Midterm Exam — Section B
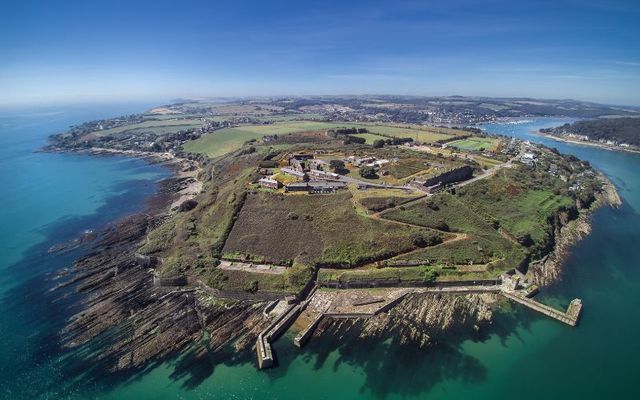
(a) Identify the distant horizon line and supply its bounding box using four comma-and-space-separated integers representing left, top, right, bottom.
1, 93, 639, 109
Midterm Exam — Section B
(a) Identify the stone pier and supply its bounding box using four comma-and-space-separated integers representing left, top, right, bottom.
502, 291, 582, 326
294, 312, 324, 348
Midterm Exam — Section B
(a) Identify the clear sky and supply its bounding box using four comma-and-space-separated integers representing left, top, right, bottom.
1, 0, 639, 105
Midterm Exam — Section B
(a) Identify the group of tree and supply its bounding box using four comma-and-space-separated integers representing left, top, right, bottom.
329, 159, 348, 174
343, 135, 367, 145
327, 127, 368, 138
359, 165, 377, 179
541, 117, 640, 147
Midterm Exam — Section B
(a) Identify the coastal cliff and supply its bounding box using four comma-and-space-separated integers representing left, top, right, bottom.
528, 176, 621, 286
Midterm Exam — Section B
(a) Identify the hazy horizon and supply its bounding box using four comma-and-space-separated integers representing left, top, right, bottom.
2, 0, 639, 106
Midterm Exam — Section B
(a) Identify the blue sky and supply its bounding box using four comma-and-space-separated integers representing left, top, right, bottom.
1, 0, 639, 105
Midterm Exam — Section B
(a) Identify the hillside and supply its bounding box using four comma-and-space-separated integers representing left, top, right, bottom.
541, 117, 640, 147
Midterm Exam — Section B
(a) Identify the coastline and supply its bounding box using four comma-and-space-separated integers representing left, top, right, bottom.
528, 174, 621, 286
43, 146, 204, 211
48, 146, 273, 373
536, 131, 640, 155
46, 134, 623, 375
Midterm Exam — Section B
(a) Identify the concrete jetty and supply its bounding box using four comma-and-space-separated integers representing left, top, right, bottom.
257, 302, 301, 368
257, 292, 319, 368
502, 291, 582, 326
294, 312, 324, 347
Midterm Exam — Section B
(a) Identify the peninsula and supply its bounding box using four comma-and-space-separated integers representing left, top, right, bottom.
46, 96, 623, 371
540, 117, 640, 154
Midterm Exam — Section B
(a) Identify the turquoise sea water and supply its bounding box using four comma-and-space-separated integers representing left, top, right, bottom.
1, 112, 639, 399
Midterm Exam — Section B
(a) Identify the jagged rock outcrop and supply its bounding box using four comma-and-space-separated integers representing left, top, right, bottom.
57, 180, 268, 374
315, 293, 498, 347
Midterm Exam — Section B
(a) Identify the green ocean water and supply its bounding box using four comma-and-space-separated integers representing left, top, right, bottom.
1, 112, 639, 399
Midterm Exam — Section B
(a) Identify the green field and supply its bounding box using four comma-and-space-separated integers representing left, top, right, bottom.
183, 121, 472, 158
183, 127, 273, 158
361, 124, 467, 143
350, 133, 389, 144
93, 119, 204, 137
457, 171, 574, 246
448, 137, 499, 151
183, 121, 365, 158
222, 191, 440, 267
382, 191, 525, 268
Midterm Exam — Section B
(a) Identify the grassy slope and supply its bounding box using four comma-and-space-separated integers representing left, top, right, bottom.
184, 121, 472, 158
223, 191, 438, 267
350, 132, 389, 144
183, 122, 359, 158
456, 168, 574, 245
383, 192, 525, 269
93, 119, 204, 137
448, 137, 499, 151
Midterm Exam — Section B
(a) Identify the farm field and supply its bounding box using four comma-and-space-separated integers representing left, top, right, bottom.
183, 127, 274, 157
351, 187, 422, 212
448, 137, 499, 151
350, 132, 388, 144
92, 119, 204, 137
183, 120, 473, 158
227, 121, 362, 135
382, 191, 526, 268
222, 191, 438, 267
364, 124, 465, 143
183, 121, 364, 157
456, 169, 574, 248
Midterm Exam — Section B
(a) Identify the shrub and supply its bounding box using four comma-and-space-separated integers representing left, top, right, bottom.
206, 269, 228, 289
178, 199, 198, 212
411, 232, 443, 247
284, 263, 314, 289
330, 159, 348, 174
359, 165, 377, 179
434, 219, 450, 232
422, 268, 438, 283
244, 280, 259, 293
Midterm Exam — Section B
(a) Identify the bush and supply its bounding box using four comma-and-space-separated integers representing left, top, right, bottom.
206, 269, 228, 289
411, 232, 443, 247
178, 199, 198, 212
359, 165, 377, 179
329, 159, 348, 174
343, 135, 366, 145
373, 139, 385, 148
422, 268, 438, 283
284, 263, 313, 289
434, 219, 450, 232
517, 233, 534, 247
244, 280, 259, 293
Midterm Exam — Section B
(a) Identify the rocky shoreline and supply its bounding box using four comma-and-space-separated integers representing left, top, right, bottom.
528, 175, 621, 286
49, 144, 622, 374
52, 162, 271, 373
313, 174, 622, 346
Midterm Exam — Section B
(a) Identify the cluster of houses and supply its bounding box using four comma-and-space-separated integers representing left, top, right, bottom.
258, 152, 347, 194
519, 152, 537, 168
561, 132, 631, 149
345, 155, 392, 169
